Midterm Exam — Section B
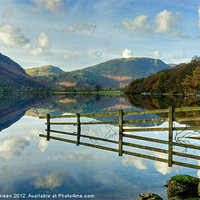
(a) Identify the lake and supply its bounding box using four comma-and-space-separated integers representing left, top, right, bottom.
0, 93, 200, 200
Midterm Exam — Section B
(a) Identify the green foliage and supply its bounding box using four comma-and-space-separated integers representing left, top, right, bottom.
127, 60, 200, 94
25, 65, 64, 77
171, 175, 199, 184
32, 57, 170, 90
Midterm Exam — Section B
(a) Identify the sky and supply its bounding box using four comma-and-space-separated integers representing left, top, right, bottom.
0, 0, 199, 71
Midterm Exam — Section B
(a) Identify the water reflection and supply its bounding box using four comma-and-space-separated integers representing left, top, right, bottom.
40, 123, 200, 170
0, 114, 199, 199
1, 94, 200, 199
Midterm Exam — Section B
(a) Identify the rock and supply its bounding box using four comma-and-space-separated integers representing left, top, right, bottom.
136, 192, 163, 200
166, 175, 200, 198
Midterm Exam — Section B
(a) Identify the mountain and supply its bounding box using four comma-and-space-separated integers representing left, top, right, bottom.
25, 65, 64, 77
43, 70, 120, 89
0, 53, 60, 91
126, 59, 200, 94
0, 94, 64, 132
35, 57, 171, 89
82, 57, 171, 87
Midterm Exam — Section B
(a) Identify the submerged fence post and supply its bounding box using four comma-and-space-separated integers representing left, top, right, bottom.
119, 109, 123, 156
168, 106, 173, 167
47, 113, 50, 141
76, 113, 81, 146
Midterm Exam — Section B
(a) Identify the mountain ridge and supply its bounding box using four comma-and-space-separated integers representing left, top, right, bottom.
25, 65, 64, 77
0, 53, 61, 91
28, 57, 171, 89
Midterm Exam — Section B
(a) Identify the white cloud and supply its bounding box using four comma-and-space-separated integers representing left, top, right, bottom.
153, 50, 160, 59
121, 156, 148, 170
2, 6, 14, 18
154, 10, 182, 33
174, 49, 186, 59
66, 152, 94, 162
154, 152, 180, 175
63, 49, 101, 60
198, 6, 200, 18
39, 32, 50, 48
38, 138, 49, 152
63, 54, 73, 60
0, 137, 30, 160
197, 158, 200, 178
29, 7, 40, 14
87, 49, 101, 59
170, 31, 189, 39
0, 24, 30, 48
198, 6, 200, 28
61, 23, 96, 32
1, 166, 13, 177
122, 48, 132, 58
32, 0, 67, 14
122, 15, 150, 32
29, 47, 48, 56
32, 170, 66, 190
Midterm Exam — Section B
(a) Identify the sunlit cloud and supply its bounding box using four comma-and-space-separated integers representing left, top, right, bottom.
154, 10, 182, 34
29, 47, 49, 56
152, 50, 161, 59
198, 6, 200, 28
66, 152, 94, 162
1, 6, 14, 18
122, 48, 132, 58
0, 137, 30, 160
87, 49, 101, 59
122, 15, 150, 33
28, 7, 40, 14
32, 0, 67, 14
0, 24, 30, 48
173, 49, 186, 60
197, 156, 200, 178
32, 170, 66, 190
63, 49, 101, 60
122, 10, 184, 38
38, 138, 49, 152
121, 155, 148, 170
154, 152, 180, 175
39, 32, 50, 48
1, 166, 13, 177
60, 23, 96, 33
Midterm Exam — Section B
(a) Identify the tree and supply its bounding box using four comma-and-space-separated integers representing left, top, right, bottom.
95, 85, 101, 92
191, 55, 200, 62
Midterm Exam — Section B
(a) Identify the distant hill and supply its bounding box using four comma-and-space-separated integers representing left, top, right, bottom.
43, 70, 119, 89
126, 59, 200, 94
25, 65, 64, 77
82, 57, 171, 87
0, 53, 60, 91
38, 57, 171, 89
167, 63, 177, 67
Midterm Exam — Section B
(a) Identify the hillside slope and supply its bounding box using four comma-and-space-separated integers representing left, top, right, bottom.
83, 57, 171, 87
36, 57, 171, 89
44, 70, 120, 89
0, 53, 60, 91
127, 59, 200, 94
25, 65, 64, 77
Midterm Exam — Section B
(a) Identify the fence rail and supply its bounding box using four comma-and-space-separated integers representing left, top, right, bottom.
39, 106, 200, 169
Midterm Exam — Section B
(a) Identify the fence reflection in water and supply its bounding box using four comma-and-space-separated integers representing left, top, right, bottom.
39, 106, 200, 170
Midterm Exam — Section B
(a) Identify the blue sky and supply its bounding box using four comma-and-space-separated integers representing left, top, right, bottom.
0, 0, 199, 71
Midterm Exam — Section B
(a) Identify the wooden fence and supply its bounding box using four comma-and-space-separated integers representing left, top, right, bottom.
39, 106, 200, 169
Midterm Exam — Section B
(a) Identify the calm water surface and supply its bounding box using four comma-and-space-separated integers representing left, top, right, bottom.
0, 94, 200, 200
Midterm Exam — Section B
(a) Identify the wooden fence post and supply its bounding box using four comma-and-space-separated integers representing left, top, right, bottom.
47, 113, 50, 141
168, 106, 173, 167
119, 109, 123, 156
76, 113, 81, 146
